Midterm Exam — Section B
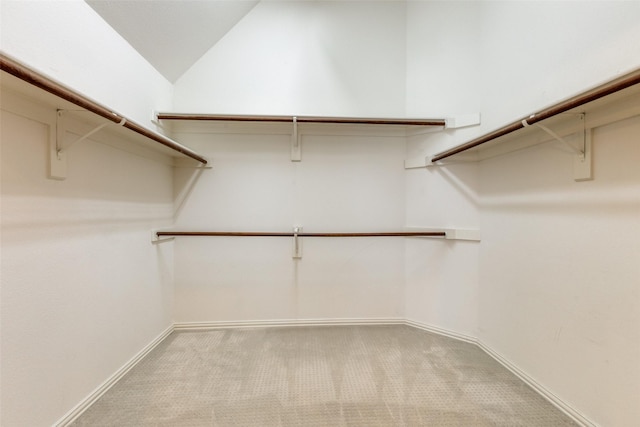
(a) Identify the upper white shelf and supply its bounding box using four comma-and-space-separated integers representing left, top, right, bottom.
157, 112, 480, 162
0, 52, 208, 165
427, 69, 640, 164
156, 112, 447, 127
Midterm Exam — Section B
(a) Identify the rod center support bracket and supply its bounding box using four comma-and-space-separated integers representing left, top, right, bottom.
292, 226, 303, 259
291, 116, 301, 162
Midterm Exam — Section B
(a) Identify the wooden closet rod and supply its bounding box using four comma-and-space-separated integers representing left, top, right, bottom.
431, 68, 640, 162
156, 231, 447, 238
0, 53, 208, 165
157, 113, 446, 127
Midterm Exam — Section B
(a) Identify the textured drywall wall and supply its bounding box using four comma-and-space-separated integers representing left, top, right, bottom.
478, 115, 640, 427
0, 100, 174, 426
404, 162, 480, 338
171, 125, 406, 323
1, 2, 177, 424
405, 0, 640, 156
405, 1, 482, 119
173, 0, 406, 117
0, 0, 172, 129
1, 2, 637, 426
477, 1, 640, 133
403, 0, 481, 339
403, 3, 640, 425
473, 3, 640, 425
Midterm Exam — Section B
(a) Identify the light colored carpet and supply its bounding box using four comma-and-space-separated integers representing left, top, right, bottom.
71, 325, 578, 426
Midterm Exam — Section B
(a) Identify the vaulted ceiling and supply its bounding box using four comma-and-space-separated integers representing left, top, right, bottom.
85, 0, 259, 83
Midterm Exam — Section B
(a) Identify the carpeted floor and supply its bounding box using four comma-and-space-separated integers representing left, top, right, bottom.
71, 325, 579, 426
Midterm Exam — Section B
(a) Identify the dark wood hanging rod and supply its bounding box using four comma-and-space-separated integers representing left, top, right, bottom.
431, 68, 640, 162
0, 53, 208, 165
156, 231, 447, 238
156, 113, 446, 127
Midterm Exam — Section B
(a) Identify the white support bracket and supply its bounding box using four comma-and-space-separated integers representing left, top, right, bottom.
52, 110, 126, 180
524, 113, 591, 181
404, 113, 481, 168
531, 122, 583, 157
291, 116, 301, 162
405, 227, 481, 241
151, 229, 175, 245
173, 157, 214, 170
444, 113, 481, 129
404, 151, 478, 169
292, 226, 303, 259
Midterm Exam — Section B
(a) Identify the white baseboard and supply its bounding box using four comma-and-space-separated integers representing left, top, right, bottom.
404, 319, 478, 344
174, 317, 404, 331
476, 341, 597, 427
403, 319, 594, 426
54, 319, 595, 427
53, 325, 174, 427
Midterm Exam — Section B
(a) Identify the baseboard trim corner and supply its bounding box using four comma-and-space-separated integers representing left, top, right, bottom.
53, 325, 174, 427
404, 319, 478, 344
476, 341, 597, 427
404, 319, 594, 427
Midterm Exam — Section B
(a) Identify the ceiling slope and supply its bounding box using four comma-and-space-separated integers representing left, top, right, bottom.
86, 0, 259, 83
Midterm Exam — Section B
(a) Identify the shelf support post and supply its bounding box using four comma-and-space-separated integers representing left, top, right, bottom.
574, 115, 592, 181
291, 116, 301, 161
293, 226, 303, 259
51, 110, 68, 179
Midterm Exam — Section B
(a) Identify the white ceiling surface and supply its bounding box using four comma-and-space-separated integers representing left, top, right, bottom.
85, 0, 259, 83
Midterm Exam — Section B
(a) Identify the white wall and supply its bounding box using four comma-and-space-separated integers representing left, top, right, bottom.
405, 1, 482, 119
479, 115, 640, 427
0, 0, 173, 129
478, 1, 640, 132
403, 1, 482, 336
406, 0, 640, 157
171, 124, 407, 323
472, 3, 640, 426
173, 1, 406, 117
404, 162, 479, 337
0, 101, 175, 426
2, 1, 638, 426
1, 1, 177, 425
403, 2, 640, 425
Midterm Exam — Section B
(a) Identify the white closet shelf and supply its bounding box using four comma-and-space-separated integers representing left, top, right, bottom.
426, 68, 640, 165
157, 112, 480, 162
0, 52, 208, 166
152, 229, 450, 258
156, 112, 447, 127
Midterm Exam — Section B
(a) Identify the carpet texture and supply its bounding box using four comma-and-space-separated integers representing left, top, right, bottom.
70, 325, 578, 426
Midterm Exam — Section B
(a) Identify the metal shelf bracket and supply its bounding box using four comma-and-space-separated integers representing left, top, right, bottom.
52, 110, 126, 179
524, 113, 591, 181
